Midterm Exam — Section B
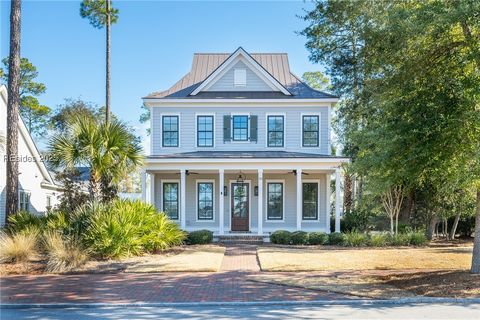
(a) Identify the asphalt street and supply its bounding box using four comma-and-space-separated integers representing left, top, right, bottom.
1, 302, 480, 320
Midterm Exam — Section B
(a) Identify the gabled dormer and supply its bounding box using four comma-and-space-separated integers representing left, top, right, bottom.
190, 47, 291, 95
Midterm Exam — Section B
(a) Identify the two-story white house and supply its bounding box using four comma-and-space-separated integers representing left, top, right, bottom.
142, 47, 347, 239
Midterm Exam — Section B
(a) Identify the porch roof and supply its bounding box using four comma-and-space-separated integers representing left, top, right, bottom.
147, 151, 347, 159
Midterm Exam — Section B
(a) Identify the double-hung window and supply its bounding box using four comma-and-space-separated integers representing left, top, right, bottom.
197, 182, 214, 220
162, 115, 179, 147
302, 182, 318, 220
232, 115, 249, 141
163, 182, 179, 220
197, 115, 214, 147
267, 115, 284, 147
302, 115, 319, 147
19, 191, 30, 212
267, 182, 283, 220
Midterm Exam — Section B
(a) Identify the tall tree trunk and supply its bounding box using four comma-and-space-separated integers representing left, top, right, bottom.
427, 214, 437, 240
5, 0, 22, 224
105, 0, 111, 124
449, 212, 461, 240
471, 189, 480, 274
343, 174, 353, 213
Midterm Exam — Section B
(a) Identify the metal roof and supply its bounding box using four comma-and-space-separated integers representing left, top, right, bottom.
147, 151, 344, 159
144, 48, 337, 100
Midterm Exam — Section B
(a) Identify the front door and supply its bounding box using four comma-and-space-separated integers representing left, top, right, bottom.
231, 183, 249, 231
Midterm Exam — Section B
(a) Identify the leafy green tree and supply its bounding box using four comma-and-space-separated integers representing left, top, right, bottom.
139, 103, 150, 135
302, 0, 480, 271
80, 0, 119, 124
301, 71, 330, 91
48, 113, 143, 201
50, 98, 99, 134
1, 57, 51, 137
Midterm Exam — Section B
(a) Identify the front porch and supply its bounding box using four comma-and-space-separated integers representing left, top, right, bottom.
142, 156, 347, 236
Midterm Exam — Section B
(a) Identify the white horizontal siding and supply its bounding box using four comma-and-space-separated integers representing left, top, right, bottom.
151, 106, 330, 155
152, 172, 329, 232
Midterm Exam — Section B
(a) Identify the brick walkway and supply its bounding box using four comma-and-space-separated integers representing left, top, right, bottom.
0, 272, 354, 304
0, 245, 358, 304
220, 244, 260, 272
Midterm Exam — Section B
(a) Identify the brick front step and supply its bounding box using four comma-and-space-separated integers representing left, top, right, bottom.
216, 235, 265, 244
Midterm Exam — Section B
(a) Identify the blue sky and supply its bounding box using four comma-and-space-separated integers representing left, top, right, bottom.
1, 0, 323, 149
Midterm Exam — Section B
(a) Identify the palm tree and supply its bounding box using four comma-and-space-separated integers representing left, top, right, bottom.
5, 0, 22, 223
80, 0, 118, 124
49, 114, 143, 201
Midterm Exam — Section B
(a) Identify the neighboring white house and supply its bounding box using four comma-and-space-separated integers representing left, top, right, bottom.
0, 85, 62, 225
142, 47, 347, 238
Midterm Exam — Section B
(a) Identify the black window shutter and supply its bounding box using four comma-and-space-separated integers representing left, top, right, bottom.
223, 115, 231, 142
250, 115, 258, 142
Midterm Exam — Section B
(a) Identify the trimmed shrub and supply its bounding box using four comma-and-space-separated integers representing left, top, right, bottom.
328, 232, 345, 245
291, 231, 308, 245
390, 233, 410, 246
43, 231, 89, 273
369, 233, 390, 247
187, 230, 213, 245
343, 231, 368, 247
408, 231, 428, 246
270, 230, 292, 245
308, 232, 328, 245
0, 230, 39, 263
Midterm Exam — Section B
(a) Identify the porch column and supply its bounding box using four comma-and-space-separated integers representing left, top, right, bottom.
218, 169, 225, 235
149, 173, 155, 206
335, 168, 342, 232
296, 168, 302, 230
326, 173, 332, 233
141, 170, 147, 202
180, 169, 186, 230
257, 169, 263, 235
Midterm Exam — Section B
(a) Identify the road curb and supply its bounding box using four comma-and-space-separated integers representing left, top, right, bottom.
2, 298, 480, 309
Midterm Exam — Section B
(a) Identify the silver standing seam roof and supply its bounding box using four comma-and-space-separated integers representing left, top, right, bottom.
144, 48, 338, 100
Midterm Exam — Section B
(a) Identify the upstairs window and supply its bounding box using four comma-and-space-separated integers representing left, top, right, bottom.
302, 115, 319, 147
162, 115, 179, 147
267, 115, 284, 147
197, 115, 214, 147
232, 115, 249, 141
234, 68, 247, 87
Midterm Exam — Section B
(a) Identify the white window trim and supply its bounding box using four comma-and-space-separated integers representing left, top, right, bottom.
18, 190, 31, 212
264, 179, 285, 222
195, 113, 216, 148
195, 179, 216, 222
228, 179, 252, 232
230, 113, 251, 143
300, 113, 321, 148
160, 179, 181, 220
265, 113, 286, 148
161, 113, 181, 148
301, 179, 321, 222
234, 68, 247, 87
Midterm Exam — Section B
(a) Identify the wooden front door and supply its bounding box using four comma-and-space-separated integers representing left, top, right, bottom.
231, 183, 249, 231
